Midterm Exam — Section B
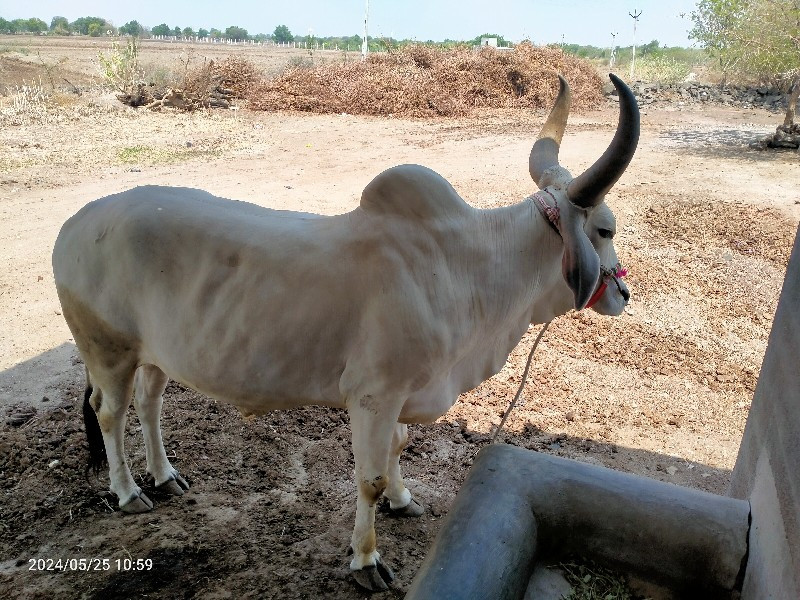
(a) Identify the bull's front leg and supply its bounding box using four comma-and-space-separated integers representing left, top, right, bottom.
346, 396, 403, 591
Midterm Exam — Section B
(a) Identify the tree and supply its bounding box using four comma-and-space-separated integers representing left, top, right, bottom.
88, 23, 103, 37
0, 18, 9, 34
50, 16, 69, 32
273, 24, 293, 43
71, 16, 108, 35
119, 20, 143, 37
26, 18, 48, 33
198, 28, 209, 38
172, 26, 181, 37
151, 23, 171, 36
641, 39, 661, 55
183, 27, 195, 37
210, 28, 222, 39
691, 0, 800, 132
225, 25, 248, 40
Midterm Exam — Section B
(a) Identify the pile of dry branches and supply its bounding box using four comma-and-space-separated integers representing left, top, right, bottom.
118, 56, 260, 111
246, 43, 604, 117
116, 44, 604, 117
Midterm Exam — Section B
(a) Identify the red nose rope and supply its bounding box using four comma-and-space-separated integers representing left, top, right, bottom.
585, 263, 629, 309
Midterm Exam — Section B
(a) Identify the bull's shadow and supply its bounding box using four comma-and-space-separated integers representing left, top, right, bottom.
0, 341, 83, 411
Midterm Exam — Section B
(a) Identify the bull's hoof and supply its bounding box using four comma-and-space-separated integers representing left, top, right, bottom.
156, 473, 189, 496
389, 497, 424, 518
120, 490, 153, 514
351, 559, 395, 592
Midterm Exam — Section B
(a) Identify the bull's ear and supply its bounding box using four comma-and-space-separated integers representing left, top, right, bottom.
560, 215, 600, 310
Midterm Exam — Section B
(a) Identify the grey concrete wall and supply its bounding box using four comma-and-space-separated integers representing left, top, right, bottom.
729, 223, 800, 599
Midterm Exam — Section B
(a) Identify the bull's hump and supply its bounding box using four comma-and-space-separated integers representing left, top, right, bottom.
360, 164, 472, 220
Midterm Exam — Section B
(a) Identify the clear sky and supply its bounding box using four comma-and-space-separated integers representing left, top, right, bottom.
1, 1, 701, 48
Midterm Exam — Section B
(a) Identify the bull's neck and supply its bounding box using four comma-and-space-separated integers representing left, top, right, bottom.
474, 198, 568, 324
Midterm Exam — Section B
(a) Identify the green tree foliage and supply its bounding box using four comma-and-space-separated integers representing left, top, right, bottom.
273, 24, 293, 43
50, 16, 70, 34
210, 28, 222, 39
198, 28, 209, 38
172, 26, 181, 37
119, 20, 143, 37
183, 27, 195, 37
225, 25, 248, 40
50, 16, 68, 30
562, 43, 607, 58
151, 23, 171, 36
0, 17, 49, 33
98, 39, 142, 94
691, 0, 800, 125
27, 18, 48, 33
0, 17, 38, 33
71, 16, 108, 35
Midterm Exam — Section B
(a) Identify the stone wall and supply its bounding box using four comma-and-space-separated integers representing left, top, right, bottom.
607, 81, 788, 112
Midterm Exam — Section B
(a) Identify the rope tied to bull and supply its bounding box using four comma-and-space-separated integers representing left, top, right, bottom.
491, 319, 552, 443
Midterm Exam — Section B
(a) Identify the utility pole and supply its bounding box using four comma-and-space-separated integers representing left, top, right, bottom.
629, 9, 642, 79
361, 0, 370, 60
610, 31, 618, 69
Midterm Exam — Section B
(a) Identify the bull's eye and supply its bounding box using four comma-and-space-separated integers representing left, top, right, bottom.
598, 228, 614, 239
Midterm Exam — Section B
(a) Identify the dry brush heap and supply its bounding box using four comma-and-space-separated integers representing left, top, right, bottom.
119, 56, 261, 110
122, 43, 604, 117
247, 43, 604, 116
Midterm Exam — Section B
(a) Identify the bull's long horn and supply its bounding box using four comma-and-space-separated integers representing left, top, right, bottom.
566, 73, 640, 208
529, 74, 571, 188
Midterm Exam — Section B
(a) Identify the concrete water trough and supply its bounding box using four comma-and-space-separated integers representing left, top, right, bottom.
407, 223, 800, 600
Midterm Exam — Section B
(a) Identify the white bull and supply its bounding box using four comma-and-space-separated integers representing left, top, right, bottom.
52, 74, 639, 591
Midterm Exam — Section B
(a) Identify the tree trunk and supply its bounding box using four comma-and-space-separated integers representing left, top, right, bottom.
783, 77, 800, 128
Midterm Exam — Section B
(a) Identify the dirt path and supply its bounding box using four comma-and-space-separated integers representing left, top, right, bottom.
1, 83, 799, 598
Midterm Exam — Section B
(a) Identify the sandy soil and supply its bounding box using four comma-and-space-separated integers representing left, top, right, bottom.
1, 37, 799, 599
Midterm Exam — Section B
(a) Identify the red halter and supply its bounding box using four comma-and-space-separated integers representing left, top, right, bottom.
531, 192, 628, 310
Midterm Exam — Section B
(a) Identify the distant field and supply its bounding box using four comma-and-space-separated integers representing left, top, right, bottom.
0, 34, 361, 91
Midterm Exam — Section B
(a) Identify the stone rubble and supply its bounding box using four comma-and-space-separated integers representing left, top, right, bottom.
606, 80, 788, 113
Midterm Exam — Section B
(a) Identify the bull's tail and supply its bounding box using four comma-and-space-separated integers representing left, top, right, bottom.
82, 366, 107, 474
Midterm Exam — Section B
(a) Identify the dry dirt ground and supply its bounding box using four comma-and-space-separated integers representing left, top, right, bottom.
1, 37, 799, 599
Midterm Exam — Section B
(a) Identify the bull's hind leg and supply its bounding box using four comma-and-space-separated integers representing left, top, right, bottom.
86, 364, 153, 513
133, 365, 188, 495
384, 423, 424, 517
